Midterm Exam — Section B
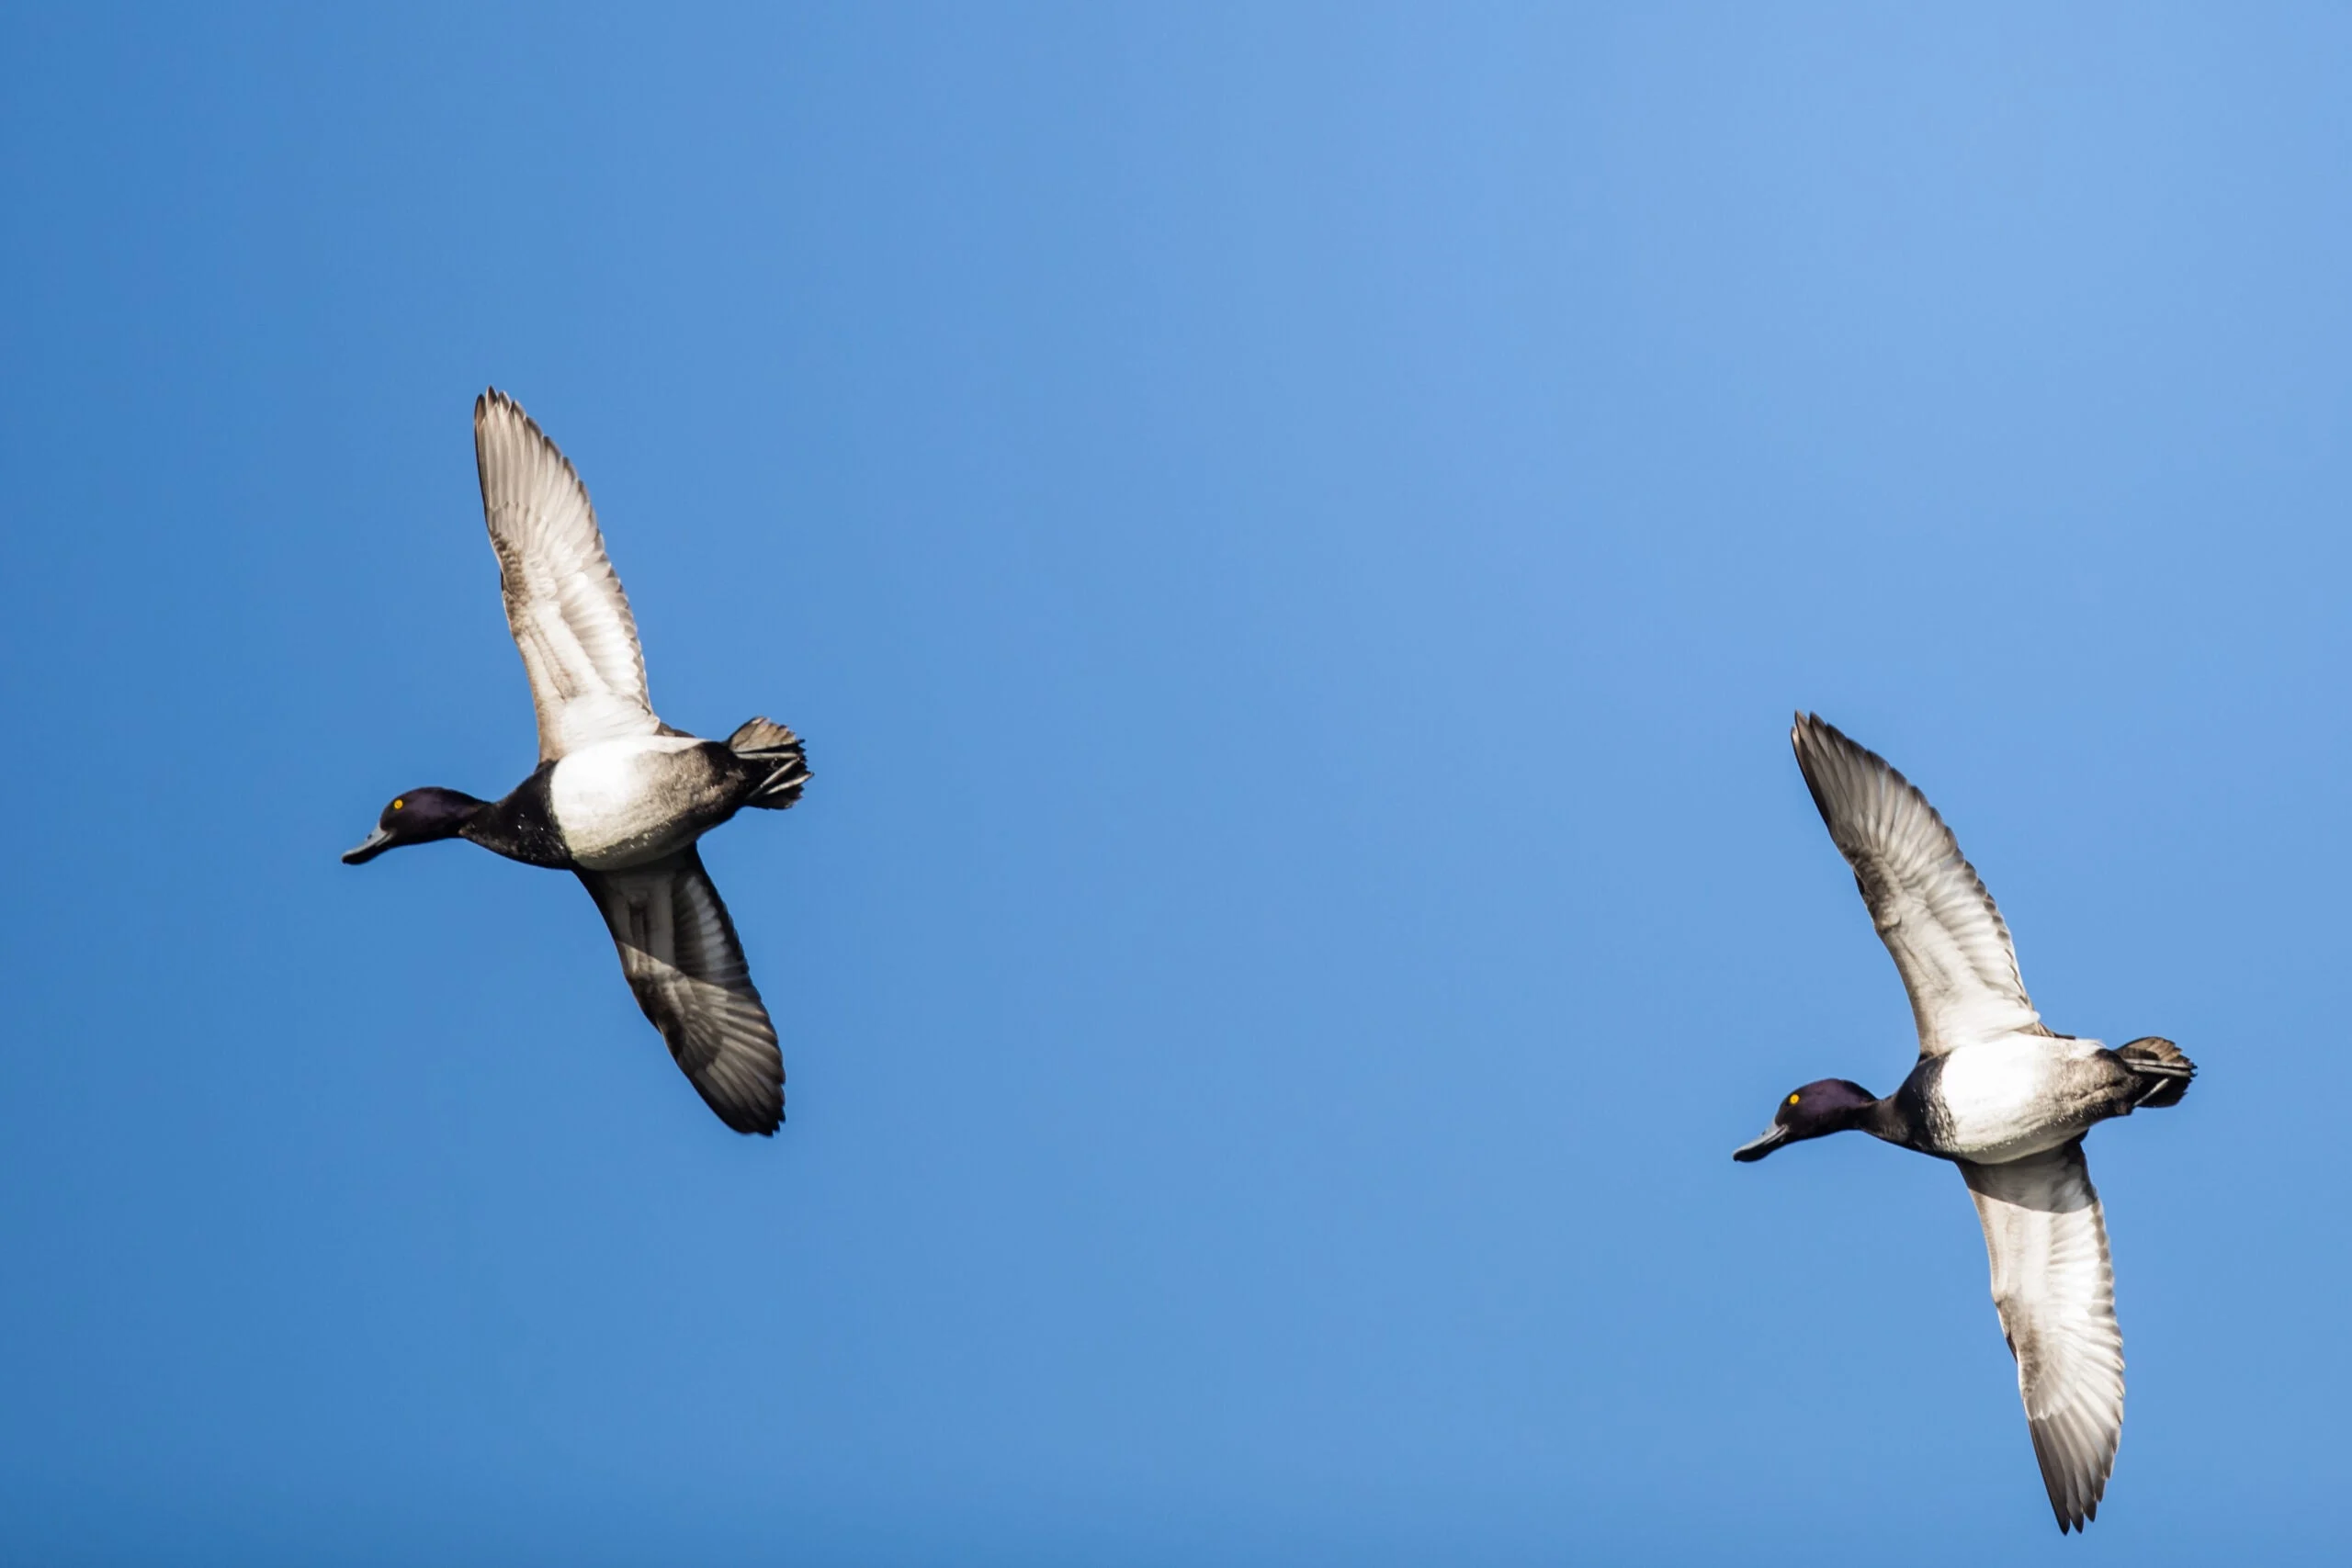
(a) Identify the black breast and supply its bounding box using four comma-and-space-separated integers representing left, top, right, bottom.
461, 763, 573, 868
1885, 1056, 1955, 1156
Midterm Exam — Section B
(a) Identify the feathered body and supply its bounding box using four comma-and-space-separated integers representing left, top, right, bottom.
1735, 714, 2193, 1533
345, 390, 810, 1135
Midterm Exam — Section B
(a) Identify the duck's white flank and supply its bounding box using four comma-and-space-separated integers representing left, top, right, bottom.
551, 734, 723, 869
1934, 1032, 2112, 1164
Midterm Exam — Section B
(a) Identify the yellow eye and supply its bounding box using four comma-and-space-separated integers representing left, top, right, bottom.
1787, 1092, 1801, 1105
392, 798, 405, 811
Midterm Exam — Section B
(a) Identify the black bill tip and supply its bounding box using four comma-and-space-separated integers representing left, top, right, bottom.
1733, 1123, 1791, 1163
342, 827, 393, 865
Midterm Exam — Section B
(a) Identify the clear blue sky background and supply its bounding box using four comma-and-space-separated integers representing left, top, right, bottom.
2, 5, 2346, 1562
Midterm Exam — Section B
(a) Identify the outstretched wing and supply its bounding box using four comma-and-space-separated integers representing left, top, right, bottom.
578, 849, 784, 1134
1960, 1142, 2124, 1534
1792, 713, 2040, 1057
475, 389, 662, 761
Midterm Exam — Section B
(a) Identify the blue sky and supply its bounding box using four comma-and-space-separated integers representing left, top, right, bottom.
3, 5, 2347, 1562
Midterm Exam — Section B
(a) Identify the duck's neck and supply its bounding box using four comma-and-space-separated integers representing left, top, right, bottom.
1859, 1095, 1908, 1142
1856, 1089, 1939, 1152
458, 767, 571, 868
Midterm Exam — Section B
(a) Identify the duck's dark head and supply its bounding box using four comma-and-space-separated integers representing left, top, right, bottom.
342, 788, 484, 864
1733, 1078, 1878, 1162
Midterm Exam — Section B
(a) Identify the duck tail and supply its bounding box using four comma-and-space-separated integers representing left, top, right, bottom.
2119, 1036, 2195, 1109
728, 716, 810, 810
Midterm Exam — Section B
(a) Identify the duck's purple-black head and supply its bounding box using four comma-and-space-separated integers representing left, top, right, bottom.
342, 787, 484, 864
1733, 1077, 1879, 1162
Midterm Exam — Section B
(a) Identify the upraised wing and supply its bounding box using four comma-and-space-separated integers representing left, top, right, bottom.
1960, 1143, 2124, 1534
1792, 713, 2040, 1056
578, 849, 784, 1135
475, 389, 662, 761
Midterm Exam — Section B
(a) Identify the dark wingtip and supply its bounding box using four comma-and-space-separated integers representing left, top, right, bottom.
475, 386, 527, 431
1790, 710, 1839, 763
724, 1100, 785, 1137
1792, 710, 1846, 749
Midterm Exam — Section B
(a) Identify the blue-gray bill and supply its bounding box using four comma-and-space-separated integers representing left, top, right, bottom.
343, 826, 395, 864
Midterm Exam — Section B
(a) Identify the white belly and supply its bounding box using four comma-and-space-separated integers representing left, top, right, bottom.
1935, 1032, 2109, 1162
550, 736, 718, 869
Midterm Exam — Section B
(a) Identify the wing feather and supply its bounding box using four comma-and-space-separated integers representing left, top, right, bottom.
475, 389, 662, 761
579, 849, 784, 1135
1792, 713, 2040, 1056
1960, 1142, 2124, 1533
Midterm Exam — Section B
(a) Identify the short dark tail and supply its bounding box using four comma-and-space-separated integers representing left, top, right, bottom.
729, 716, 810, 809
2119, 1036, 2195, 1109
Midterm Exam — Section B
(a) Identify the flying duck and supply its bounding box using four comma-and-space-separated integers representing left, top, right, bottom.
1736, 714, 2192, 1532
345, 389, 810, 1135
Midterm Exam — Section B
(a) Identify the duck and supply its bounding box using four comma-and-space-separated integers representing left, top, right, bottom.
344, 389, 811, 1135
1735, 713, 2193, 1533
